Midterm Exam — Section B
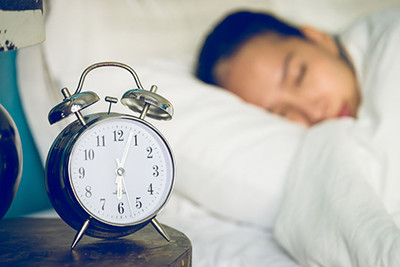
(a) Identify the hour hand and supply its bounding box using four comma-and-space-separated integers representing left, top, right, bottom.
115, 159, 134, 215
115, 176, 123, 200
115, 159, 124, 200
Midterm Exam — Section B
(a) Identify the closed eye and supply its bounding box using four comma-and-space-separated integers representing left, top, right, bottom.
281, 52, 294, 85
296, 64, 307, 86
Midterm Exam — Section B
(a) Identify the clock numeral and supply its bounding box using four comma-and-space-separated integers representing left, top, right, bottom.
134, 134, 138, 146
84, 149, 95, 160
78, 167, 85, 179
118, 202, 125, 214
113, 130, 124, 142
96, 135, 106, 147
147, 147, 153, 158
148, 183, 154, 195
153, 165, 159, 177
100, 198, 106, 210
136, 197, 142, 209
85, 186, 92, 198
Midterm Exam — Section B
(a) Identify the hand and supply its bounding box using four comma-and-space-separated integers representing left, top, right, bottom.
115, 170, 123, 200
116, 158, 134, 216
114, 131, 134, 200
114, 131, 135, 215
120, 131, 134, 168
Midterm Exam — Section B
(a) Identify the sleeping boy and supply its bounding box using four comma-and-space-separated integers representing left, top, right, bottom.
195, 10, 362, 127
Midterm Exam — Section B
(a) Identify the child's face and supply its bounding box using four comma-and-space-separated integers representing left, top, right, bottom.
214, 29, 360, 127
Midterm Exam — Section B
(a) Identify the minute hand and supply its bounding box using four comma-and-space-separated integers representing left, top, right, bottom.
120, 131, 134, 168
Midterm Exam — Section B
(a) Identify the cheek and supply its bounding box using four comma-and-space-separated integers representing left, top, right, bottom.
227, 70, 276, 109
235, 84, 268, 108
308, 59, 348, 98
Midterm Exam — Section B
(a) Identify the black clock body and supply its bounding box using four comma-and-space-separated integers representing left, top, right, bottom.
45, 112, 155, 238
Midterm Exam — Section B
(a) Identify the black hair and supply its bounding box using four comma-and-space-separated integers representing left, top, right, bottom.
196, 11, 305, 85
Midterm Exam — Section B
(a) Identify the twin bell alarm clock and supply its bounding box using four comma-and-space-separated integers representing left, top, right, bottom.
45, 62, 175, 249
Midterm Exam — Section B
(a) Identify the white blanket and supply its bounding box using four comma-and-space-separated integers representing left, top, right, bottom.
274, 9, 400, 266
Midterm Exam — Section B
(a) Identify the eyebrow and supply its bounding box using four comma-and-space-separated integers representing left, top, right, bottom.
281, 52, 294, 85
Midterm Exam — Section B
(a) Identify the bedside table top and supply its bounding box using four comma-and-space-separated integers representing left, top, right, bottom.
0, 218, 192, 266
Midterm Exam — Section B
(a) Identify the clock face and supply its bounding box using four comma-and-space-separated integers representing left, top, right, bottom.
68, 117, 174, 226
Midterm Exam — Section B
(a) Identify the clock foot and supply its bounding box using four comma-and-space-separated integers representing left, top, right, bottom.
151, 218, 170, 242
71, 219, 90, 249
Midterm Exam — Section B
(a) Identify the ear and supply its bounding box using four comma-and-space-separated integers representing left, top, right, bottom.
300, 25, 339, 56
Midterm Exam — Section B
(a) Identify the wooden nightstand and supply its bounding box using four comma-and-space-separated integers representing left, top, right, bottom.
0, 218, 192, 266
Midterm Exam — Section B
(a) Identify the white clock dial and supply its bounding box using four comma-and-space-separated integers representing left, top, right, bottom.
69, 117, 174, 226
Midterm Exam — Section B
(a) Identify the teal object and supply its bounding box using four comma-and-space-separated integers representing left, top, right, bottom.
0, 103, 22, 219
0, 51, 52, 217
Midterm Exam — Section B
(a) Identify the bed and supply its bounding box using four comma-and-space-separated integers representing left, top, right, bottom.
16, 0, 400, 266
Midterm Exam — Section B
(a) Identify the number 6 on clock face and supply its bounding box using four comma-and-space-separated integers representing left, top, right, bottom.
69, 117, 174, 226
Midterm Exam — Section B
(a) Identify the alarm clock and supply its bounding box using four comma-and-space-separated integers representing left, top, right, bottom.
45, 62, 175, 249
